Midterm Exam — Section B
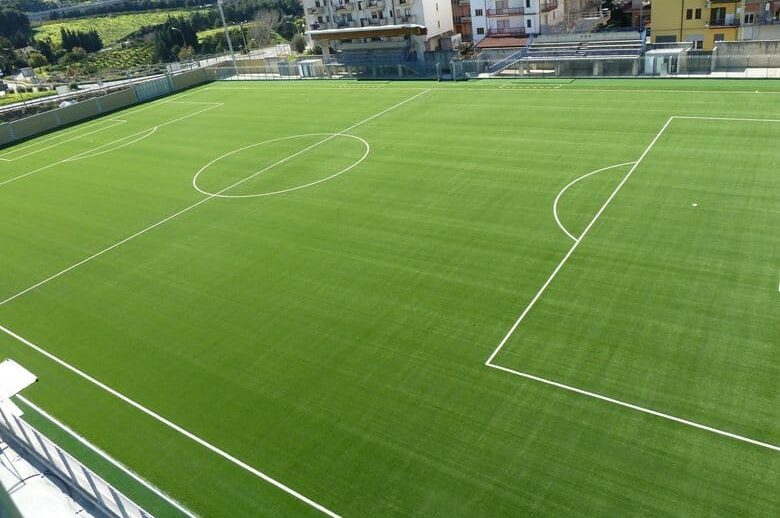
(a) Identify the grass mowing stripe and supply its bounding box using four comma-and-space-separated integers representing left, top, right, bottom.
486, 116, 676, 365
0, 81, 776, 517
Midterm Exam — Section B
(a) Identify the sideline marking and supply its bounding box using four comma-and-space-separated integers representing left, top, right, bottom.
486, 115, 780, 451
0, 90, 429, 516
0, 90, 428, 307
0, 103, 221, 188
0, 324, 341, 518
15, 395, 196, 518
192, 133, 370, 198
553, 161, 636, 241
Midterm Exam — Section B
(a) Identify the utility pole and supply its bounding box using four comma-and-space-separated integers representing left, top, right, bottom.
217, 0, 239, 76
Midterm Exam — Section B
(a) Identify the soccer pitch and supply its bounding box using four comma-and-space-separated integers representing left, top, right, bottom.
0, 79, 777, 516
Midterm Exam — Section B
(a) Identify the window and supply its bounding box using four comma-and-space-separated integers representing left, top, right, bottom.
695, 40, 703, 49
686, 9, 692, 20
695, 8, 701, 19
475, 8, 483, 16
438, 20, 441, 27
655, 35, 677, 43
526, 0, 531, 7
744, 13, 754, 24
477, 27, 485, 34
317, 16, 323, 22
526, 19, 532, 28
710, 7, 726, 25
714, 33, 725, 42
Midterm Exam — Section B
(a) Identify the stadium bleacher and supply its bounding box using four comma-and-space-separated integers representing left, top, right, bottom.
487, 31, 645, 75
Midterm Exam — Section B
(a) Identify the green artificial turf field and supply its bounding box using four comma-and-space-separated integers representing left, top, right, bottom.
0, 79, 777, 517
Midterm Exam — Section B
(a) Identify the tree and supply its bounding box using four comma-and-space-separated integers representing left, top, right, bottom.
0, 36, 17, 75
0, 8, 32, 47
60, 28, 103, 53
291, 33, 306, 54
178, 45, 195, 61
250, 10, 282, 48
26, 50, 48, 68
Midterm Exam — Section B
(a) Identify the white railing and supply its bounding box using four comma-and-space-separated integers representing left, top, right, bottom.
0, 403, 153, 518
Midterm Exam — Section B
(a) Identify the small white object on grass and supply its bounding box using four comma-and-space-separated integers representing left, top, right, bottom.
692, 203, 698, 207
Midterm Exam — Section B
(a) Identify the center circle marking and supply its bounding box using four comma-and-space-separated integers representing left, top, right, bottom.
192, 133, 370, 199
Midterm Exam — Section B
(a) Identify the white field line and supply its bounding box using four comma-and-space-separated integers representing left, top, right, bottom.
0, 90, 204, 160
0, 324, 341, 518
0, 90, 429, 516
485, 116, 676, 365
0, 119, 127, 161
553, 162, 636, 241
192, 133, 371, 198
62, 127, 158, 163
0, 90, 428, 307
672, 115, 780, 122
203, 85, 780, 95
0, 103, 221, 188
487, 115, 780, 451
15, 395, 196, 518
486, 363, 780, 451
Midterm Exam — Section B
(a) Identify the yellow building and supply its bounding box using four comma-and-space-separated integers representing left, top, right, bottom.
651, 0, 741, 50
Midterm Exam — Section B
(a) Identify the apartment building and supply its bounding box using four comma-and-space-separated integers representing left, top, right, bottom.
304, 0, 454, 56
469, 0, 565, 47
740, 0, 780, 40
651, 0, 740, 50
452, 0, 473, 42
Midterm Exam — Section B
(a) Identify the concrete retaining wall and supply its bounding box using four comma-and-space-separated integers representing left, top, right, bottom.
0, 70, 211, 149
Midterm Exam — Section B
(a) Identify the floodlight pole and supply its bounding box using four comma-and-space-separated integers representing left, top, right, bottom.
217, 0, 239, 77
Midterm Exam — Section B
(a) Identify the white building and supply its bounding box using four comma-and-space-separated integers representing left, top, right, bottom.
469, 0, 565, 46
304, 0, 455, 58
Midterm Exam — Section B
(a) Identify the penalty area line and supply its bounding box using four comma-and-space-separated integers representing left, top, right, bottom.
485, 363, 779, 451
486, 114, 780, 452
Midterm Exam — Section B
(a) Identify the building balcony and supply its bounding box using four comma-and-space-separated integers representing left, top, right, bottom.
307, 7, 324, 15
487, 26, 527, 37
335, 2, 353, 12
336, 20, 358, 28
708, 19, 739, 27
365, 0, 385, 8
540, 0, 558, 12
486, 7, 525, 16
397, 15, 418, 23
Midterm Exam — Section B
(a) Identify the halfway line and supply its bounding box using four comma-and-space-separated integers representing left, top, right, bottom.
0, 90, 428, 307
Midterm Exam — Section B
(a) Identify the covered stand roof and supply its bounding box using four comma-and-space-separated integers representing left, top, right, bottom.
307, 24, 427, 41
